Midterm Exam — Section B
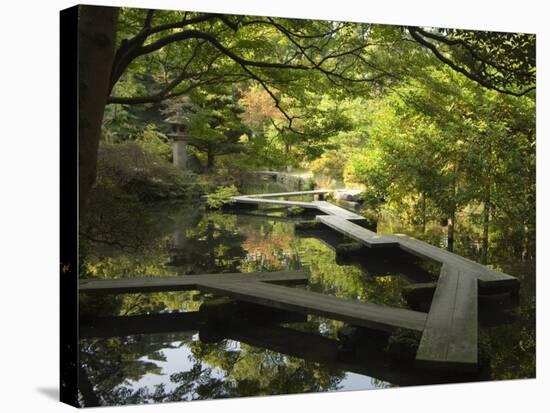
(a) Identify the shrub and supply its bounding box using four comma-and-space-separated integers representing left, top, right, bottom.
96, 142, 201, 201
133, 124, 171, 161
309, 150, 347, 180
206, 185, 240, 209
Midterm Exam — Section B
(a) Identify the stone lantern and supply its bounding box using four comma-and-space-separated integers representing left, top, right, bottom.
166, 114, 190, 170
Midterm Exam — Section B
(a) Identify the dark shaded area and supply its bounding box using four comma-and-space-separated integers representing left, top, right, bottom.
60, 6, 79, 407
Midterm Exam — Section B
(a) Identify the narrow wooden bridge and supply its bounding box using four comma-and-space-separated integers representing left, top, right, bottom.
233, 189, 519, 371
81, 270, 427, 333
79, 189, 519, 373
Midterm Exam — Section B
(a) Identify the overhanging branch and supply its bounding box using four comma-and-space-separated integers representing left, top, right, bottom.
407, 27, 535, 97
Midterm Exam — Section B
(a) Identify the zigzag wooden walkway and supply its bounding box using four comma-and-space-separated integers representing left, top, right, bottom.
80, 190, 519, 373
228, 190, 519, 371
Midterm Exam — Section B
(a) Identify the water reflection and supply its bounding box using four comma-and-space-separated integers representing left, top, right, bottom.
78, 194, 535, 406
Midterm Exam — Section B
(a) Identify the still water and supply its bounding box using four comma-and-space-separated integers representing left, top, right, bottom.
78, 183, 535, 406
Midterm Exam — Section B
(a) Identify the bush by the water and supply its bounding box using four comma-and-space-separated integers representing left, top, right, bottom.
96, 142, 201, 201
206, 185, 240, 209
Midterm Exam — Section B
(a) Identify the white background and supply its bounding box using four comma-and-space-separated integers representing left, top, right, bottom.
0, 0, 547, 411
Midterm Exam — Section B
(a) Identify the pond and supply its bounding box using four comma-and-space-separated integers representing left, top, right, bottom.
78, 181, 535, 406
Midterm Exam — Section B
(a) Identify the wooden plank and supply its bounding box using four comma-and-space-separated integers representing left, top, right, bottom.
198, 280, 427, 332
240, 189, 334, 198
313, 201, 366, 220
231, 197, 318, 209
386, 234, 473, 267
231, 194, 366, 221
447, 272, 478, 366
478, 267, 519, 288
416, 264, 478, 371
316, 215, 397, 247
79, 270, 308, 294
386, 234, 516, 287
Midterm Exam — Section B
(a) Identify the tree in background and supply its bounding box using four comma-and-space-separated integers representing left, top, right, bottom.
345, 65, 535, 259
162, 84, 250, 169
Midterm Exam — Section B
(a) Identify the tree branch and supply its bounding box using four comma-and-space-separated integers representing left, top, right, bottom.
408, 27, 535, 97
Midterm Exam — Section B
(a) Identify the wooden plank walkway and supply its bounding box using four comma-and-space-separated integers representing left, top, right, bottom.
80, 271, 427, 333
311, 215, 517, 370
79, 190, 519, 373
231, 192, 366, 221
317, 215, 397, 247
231, 196, 318, 209
237, 189, 334, 198
79, 270, 308, 294
312, 201, 366, 220
310, 209, 517, 371
384, 233, 518, 287
415, 264, 478, 371
229, 188, 517, 371
198, 280, 427, 332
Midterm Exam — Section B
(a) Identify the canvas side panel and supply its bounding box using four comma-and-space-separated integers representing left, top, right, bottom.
60, 5, 79, 408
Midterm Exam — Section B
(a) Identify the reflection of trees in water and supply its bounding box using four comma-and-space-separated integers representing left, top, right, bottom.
78, 203, 351, 406
191, 341, 344, 396
169, 212, 247, 274
79, 196, 416, 313
79, 333, 346, 406
297, 238, 411, 308
79, 334, 180, 405
239, 219, 301, 272
79, 189, 177, 254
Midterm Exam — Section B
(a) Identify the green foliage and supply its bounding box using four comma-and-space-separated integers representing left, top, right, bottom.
205, 185, 240, 209
310, 151, 348, 181
133, 124, 171, 161
410, 27, 535, 96
343, 64, 535, 260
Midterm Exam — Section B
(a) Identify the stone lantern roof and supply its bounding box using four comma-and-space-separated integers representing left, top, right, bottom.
165, 113, 190, 126
166, 113, 190, 141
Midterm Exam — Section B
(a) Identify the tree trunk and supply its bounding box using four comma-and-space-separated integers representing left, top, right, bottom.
78, 5, 118, 211
447, 162, 458, 252
421, 193, 427, 233
447, 206, 455, 252
207, 148, 215, 169
481, 182, 491, 264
